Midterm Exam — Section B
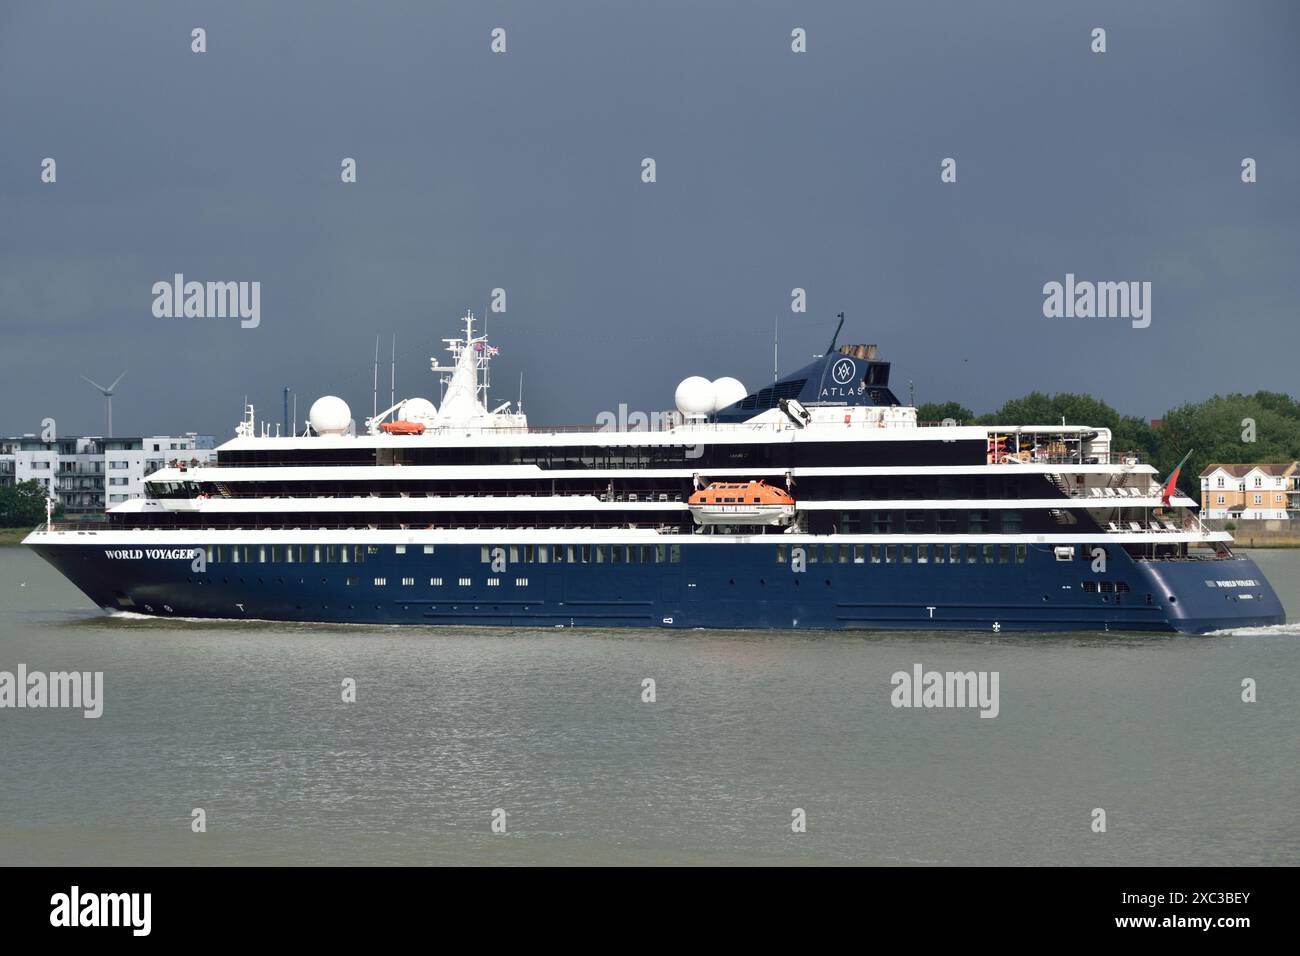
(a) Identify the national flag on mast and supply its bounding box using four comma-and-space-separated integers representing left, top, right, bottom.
473, 342, 500, 356
1161, 449, 1194, 507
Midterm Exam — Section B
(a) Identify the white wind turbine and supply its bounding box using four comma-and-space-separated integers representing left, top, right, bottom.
81, 370, 128, 438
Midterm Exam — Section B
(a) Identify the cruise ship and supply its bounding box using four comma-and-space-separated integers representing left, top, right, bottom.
25, 312, 1286, 633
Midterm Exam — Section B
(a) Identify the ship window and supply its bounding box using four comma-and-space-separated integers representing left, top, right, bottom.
1099, 581, 1114, 593
595, 546, 606, 563
1053, 546, 1075, 561
854, 545, 865, 564
354, 546, 365, 564
339, 546, 350, 564
937, 511, 958, 534
611, 546, 623, 564
269, 546, 281, 563
872, 512, 891, 534
885, 546, 896, 564
902, 546, 914, 564
870, 545, 882, 564
430, 577, 442, 586
1015, 545, 1027, 564
509, 546, 520, 564
983, 545, 995, 564
402, 577, 415, 586
917, 545, 930, 564
553, 546, 564, 563
487, 578, 500, 587
968, 511, 989, 533
537, 547, 549, 564
904, 511, 926, 533
373, 577, 387, 586
838, 545, 850, 564
1002, 511, 1022, 534
567, 545, 577, 563
670, 544, 681, 563
807, 546, 818, 564
998, 544, 1011, 564
367, 546, 379, 555
949, 545, 961, 564
934, 545, 946, 564
395, 545, 406, 554
965, 545, 977, 564
1082, 581, 1098, 593
822, 545, 834, 564
459, 577, 471, 586
642, 546, 653, 564
524, 545, 534, 563
752, 497, 761, 504
657, 545, 668, 564
776, 545, 787, 563
311, 545, 320, 564
424, 545, 435, 554
581, 545, 591, 563
346, 576, 359, 586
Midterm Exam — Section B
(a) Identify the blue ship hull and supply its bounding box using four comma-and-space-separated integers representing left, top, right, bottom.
28, 540, 1286, 634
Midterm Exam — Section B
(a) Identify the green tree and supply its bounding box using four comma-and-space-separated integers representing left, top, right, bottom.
974, 392, 1159, 461
0, 480, 57, 528
1153, 392, 1300, 489
916, 401, 974, 423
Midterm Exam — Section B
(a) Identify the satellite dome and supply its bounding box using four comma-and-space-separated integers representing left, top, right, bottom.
712, 377, 747, 412
399, 397, 437, 424
308, 395, 351, 435
675, 376, 714, 417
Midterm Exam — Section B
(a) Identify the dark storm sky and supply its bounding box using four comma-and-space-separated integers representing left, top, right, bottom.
2, 0, 1297, 439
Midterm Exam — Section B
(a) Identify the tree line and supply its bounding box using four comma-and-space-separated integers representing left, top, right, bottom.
917, 391, 1300, 488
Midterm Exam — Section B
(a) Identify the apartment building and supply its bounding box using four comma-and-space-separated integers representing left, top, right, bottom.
1199, 462, 1299, 520
0, 434, 216, 514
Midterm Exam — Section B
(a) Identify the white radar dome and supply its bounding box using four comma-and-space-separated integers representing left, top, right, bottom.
398, 397, 438, 424
675, 376, 715, 417
308, 395, 351, 435
711, 377, 747, 412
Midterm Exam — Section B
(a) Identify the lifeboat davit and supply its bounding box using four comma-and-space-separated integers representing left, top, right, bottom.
380, 420, 426, 435
688, 480, 796, 526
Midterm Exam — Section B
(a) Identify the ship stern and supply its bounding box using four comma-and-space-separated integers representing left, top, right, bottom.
1131, 554, 1286, 634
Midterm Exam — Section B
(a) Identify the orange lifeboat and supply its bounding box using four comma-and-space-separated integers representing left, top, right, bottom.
380, 420, 426, 435
688, 480, 796, 526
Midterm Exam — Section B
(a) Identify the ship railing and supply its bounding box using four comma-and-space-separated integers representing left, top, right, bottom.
147, 490, 692, 502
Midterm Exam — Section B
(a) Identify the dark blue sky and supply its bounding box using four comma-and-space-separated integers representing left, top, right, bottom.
3, 0, 1297, 438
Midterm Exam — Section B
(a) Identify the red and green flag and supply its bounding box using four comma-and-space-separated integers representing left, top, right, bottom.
1161, 449, 1194, 506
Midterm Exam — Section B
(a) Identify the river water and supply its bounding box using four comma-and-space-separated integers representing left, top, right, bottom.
0, 545, 1295, 865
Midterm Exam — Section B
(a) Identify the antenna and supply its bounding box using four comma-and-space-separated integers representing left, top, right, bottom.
80, 370, 127, 438
372, 337, 379, 421
774, 315, 779, 383
518, 371, 524, 413
825, 312, 845, 356
390, 335, 396, 421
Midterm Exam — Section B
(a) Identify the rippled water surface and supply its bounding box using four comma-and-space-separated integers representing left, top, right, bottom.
1, 546, 1296, 865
